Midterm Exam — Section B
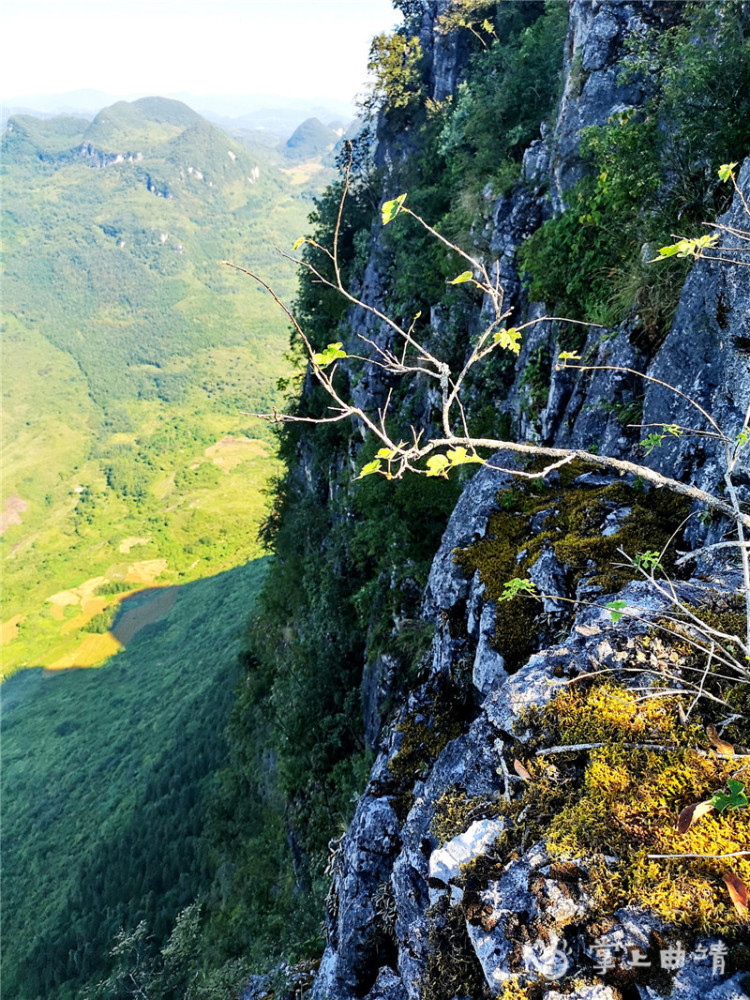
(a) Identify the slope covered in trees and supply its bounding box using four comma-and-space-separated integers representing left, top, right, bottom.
4, 2, 750, 998
1, 97, 321, 677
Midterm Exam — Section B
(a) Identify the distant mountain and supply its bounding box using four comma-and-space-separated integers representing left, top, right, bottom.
285, 116, 342, 161
1, 96, 329, 678
2, 89, 356, 138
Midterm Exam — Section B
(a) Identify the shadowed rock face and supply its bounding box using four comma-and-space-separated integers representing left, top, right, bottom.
303, 4, 750, 999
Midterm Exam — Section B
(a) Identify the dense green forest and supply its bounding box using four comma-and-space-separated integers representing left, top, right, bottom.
2, 560, 266, 999
1, 97, 331, 677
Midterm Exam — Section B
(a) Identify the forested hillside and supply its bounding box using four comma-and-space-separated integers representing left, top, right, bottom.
3, 2, 750, 999
1, 97, 327, 677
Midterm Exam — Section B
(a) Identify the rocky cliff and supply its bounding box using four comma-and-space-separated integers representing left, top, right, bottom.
245, 3, 750, 999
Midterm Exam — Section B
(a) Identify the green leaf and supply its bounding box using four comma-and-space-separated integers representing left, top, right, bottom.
493, 327, 521, 355
357, 460, 382, 479
557, 351, 581, 362
312, 342, 347, 367
656, 234, 719, 260
376, 448, 398, 460
292, 237, 306, 251
425, 454, 450, 477
498, 578, 537, 602
632, 550, 663, 573
710, 780, 748, 813
606, 600, 628, 624
718, 162, 738, 183
449, 270, 474, 285
381, 193, 407, 225
641, 433, 664, 455
446, 447, 483, 467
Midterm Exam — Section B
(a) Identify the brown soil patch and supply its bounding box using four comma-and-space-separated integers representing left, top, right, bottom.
0, 615, 24, 645
112, 586, 177, 645
0, 494, 28, 534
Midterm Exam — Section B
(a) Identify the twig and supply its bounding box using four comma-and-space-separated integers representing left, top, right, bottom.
647, 851, 750, 860
536, 741, 749, 759
685, 642, 714, 722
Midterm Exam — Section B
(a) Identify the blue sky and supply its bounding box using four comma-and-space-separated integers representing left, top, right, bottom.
1, 1, 400, 106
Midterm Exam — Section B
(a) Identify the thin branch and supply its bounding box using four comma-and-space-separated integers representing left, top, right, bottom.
675, 541, 750, 566
647, 851, 750, 860
536, 742, 749, 759
557, 363, 728, 443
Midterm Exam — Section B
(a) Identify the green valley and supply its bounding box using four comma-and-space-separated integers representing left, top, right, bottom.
1, 97, 330, 677
1, 558, 267, 999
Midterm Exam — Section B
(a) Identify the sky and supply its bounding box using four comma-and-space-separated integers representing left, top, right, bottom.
1, 0, 400, 108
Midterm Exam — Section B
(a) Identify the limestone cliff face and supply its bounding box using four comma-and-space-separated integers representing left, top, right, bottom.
289, 4, 750, 999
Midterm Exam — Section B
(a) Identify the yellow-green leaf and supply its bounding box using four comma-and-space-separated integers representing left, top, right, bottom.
718, 162, 738, 183
446, 447, 483, 466
425, 454, 450, 477
312, 342, 347, 367
381, 193, 407, 225
292, 237, 306, 251
358, 460, 382, 478
376, 448, 398, 460
657, 234, 719, 259
493, 327, 521, 354
449, 270, 474, 285
558, 351, 581, 362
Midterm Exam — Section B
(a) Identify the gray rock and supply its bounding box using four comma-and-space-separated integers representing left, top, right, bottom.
472, 603, 508, 697
362, 653, 399, 749
642, 159, 750, 540
602, 506, 632, 536
528, 543, 569, 611
424, 458, 516, 616
366, 967, 409, 1000
315, 796, 402, 999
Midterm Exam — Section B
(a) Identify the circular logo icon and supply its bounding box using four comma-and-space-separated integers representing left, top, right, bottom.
526, 940, 571, 981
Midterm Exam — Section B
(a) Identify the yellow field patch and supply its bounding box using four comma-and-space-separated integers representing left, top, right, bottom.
0, 615, 24, 645
279, 160, 327, 185
61, 596, 108, 635
47, 589, 81, 608
205, 435, 269, 472
119, 536, 151, 554
124, 559, 168, 585
45, 631, 122, 671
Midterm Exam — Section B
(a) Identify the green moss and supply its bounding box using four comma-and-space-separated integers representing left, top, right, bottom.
506, 682, 750, 937
431, 786, 501, 845
388, 706, 465, 784
455, 470, 693, 667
